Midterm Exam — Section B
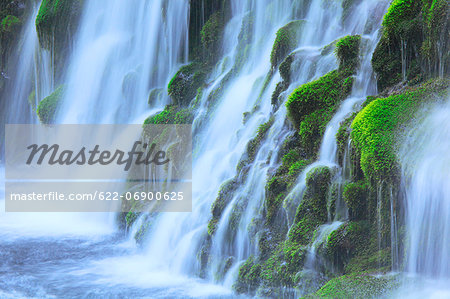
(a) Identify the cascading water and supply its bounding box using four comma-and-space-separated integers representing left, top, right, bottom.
392, 96, 450, 298
57, 0, 189, 124
0, 1, 52, 160
5, 0, 448, 297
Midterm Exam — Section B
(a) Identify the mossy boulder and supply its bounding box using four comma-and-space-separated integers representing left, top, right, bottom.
288, 166, 331, 246
270, 20, 305, 68
286, 70, 354, 156
286, 35, 360, 156
36, 0, 83, 75
351, 78, 449, 182
343, 180, 368, 221
168, 62, 206, 106
303, 272, 401, 298
324, 221, 369, 270
335, 35, 361, 72
1, 14, 20, 33
36, 85, 65, 124
200, 10, 226, 65
372, 0, 449, 90
143, 104, 194, 125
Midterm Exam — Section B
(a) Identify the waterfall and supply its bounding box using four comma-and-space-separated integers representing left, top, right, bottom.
57, 0, 189, 124
124, 0, 391, 290
0, 1, 52, 160
7, 0, 450, 297
399, 97, 450, 278
391, 93, 450, 298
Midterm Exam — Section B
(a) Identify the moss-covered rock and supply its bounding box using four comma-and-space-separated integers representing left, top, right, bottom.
285, 35, 360, 156
167, 62, 206, 106
303, 272, 401, 298
351, 78, 449, 182
143, 105, 194, 125
372, 0, 449, 90
1, 14, 20, 33
343, 180, 368, 221
36, 0, 83, 75
270, 20, 305, 68
288, 166, 331, 246
36, 85, 65, 124
325, 221, 369, 270
335, 35, 361, 72
188, 0, 226, 61
200, 10, 226, 65
234, 256, 262, 294
286, 70, 354, 156
208, 178, 238, 236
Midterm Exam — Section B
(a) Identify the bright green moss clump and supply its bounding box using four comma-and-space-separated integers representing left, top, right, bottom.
351, 79, 449, 181
335, 35, 361, 72
303, 272, 401, 298
343, 181, 368, 221
270, 20, 305, 68
36, 0, 83, 48
36, 85, 65, 124
286, 70, 354, 155
168, 63, 206, 106
372, 0, 449, 90
286, 35, 360, 156
143, 105, 194, 125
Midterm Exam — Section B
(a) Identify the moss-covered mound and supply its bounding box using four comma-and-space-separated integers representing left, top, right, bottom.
35, 0, 83, 74
372, 0, 449, 91
36, 85, 65, 124
0, 0, 25, 72
343, 181, 368, 221
303, 272, 401, 298
143, 105, 194, 125
235, 166, 332, 296
167, 62, 206, 106
270, 20, 305, 68
285, 35, 360, 156
351, 78, 449, 182
200, 10, 227, 65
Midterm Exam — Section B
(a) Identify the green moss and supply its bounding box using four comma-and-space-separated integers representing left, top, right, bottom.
1, 15, 20, 32
382, 0, 422, 37
237, 118, 274, 172
325, 221, 369, 270
36, 85, 65, 124
143, 105, 194, 125
208, 178, 238, 236
371, 0, 449, 90
336, 111, 357, 165
270, 20, 305, 68
287, 70, 353, 129
286, 35, 360, 139
351, 78, 449, 181
343, 181, 368, 221
234, 256, 262, 294
288, 166, 331, 245
168, 63, 206, 106
286, 66, 355, 157
303, 272, 401, 298
200, 10, 226, 64
335, 35, 361, 72
288, 159, 311, 177
421, 0, 449, 75
35, 0, 83, 72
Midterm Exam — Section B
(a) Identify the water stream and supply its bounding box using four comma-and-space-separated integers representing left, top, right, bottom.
5, 0, 447, 298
